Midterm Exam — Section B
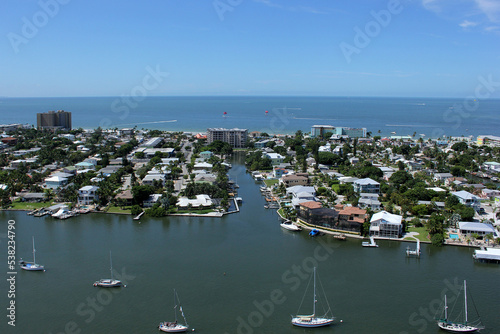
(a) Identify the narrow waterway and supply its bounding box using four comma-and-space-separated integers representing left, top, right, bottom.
1, 153, 498, 334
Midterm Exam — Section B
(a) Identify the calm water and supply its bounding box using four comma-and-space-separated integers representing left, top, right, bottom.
1, 96, 499, 137
1, 155, 499, 334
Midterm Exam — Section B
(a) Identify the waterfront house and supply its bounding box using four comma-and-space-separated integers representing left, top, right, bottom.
115, 190, 133, 206
143, 194, 163, 208
291, 191, 317, 209
458, 222, 497, 238
193, 162, 213, 172
21, 192, 46, 202
286, 186, 316, 197
451, 190, 480, 210
336, 205, 366, 233
177, 194, 213, 209
353, 178, 380, 194
298, 201, 340, 229
77, 185, 99, 205
369, 211, 403, 239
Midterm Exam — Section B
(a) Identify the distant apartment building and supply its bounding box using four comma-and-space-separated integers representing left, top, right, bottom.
207, 128, 248, 148
477, 135, 500, 147
37, 110, 72, 131
311, 125, 366, 138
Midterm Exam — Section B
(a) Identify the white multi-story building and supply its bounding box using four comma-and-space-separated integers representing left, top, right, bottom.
369, 211, 402, 239
78, 185, 99, 205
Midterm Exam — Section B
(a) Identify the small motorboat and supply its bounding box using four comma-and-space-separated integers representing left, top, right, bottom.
280, 221, 302, 232
309, 229, 320, 237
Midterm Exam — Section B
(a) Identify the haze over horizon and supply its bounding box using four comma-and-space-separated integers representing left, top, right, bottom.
2, 0, 500, 98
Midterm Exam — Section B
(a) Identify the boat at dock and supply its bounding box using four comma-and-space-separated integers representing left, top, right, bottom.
362, 236, 378, 247
280, 221, 302, 231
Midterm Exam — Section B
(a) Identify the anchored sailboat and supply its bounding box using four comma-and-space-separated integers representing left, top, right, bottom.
159, 289, 189, 332
436, 280, 484, 332
20, 236, 45, 271
93, 251, 123, 287
291, 267, 335, 328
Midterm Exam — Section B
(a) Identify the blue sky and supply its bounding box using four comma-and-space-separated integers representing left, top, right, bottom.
1, 0, 499, 97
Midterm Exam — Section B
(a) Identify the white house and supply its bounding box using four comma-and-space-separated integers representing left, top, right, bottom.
452, 190, 481, 210
433, 172, 454, 182
143, 194, 163, 208
458, 222, 497, 237
369, 211, 403, 239
44, 175, 68, 189
353, 178, 380, 194
78, 185, 99, 205
177, 194, 213, 208
265, 152, 284, 165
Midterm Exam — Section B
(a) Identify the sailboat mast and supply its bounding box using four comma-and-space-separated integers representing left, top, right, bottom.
174, 289, 178, 322
32, 237, 36, 264
109, 251, 113, 280
313, 267, 316, 316
464, 280, 468, 324
444, 295, 448, 320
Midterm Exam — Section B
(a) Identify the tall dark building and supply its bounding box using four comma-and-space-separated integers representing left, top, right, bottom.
37, 110, 72, 131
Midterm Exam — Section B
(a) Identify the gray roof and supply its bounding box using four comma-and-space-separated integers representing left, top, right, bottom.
458, 222, 495, 233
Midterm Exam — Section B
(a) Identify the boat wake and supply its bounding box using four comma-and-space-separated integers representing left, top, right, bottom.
115, 120, 177, 126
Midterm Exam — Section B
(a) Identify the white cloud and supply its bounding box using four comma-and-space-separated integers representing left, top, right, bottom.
459, 20, 478, 28
474, 0, 500, 22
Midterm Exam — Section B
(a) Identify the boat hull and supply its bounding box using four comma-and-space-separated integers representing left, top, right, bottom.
280, 223, 301, 231
158, 322, 188, 332
93, 279, 122, 287
20, 263, 44, 271
292, 317, 334, 327
437, 321, 480, 332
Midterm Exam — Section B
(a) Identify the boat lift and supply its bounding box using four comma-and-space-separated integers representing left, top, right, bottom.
406, 238, 421, 257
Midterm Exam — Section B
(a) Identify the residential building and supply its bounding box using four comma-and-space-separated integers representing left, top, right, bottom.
335, 206, 366, 233
78, 186, 99, 205
458, 222, 497, 237
281, 174, 309, 187
353, 178, 380, 194
311, 125, 367, 138
433, 172, 454, 183
207, 128, 248, 148
452, 190, 481, 210
177, 194, 213, 208
143, 194, 163, 208
477, 135, 500, 147
358, 193, 382, 210
273, 167, 289, 179
265, 152, 284, 165
37, 110, 72, 130
115, 190, 133, 206
200, 151, 213, 160
44, 175, 68, 189
142, 174, 167, 186
369, 211, 403, 238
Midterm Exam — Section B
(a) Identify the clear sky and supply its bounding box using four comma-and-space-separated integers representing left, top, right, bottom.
1, 0, 500, 98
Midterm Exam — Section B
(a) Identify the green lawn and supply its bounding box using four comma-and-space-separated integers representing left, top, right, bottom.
10, 201, 54, 210
106, 206, 132, 214
406, 226, 430, 242
263, 179, 279, 187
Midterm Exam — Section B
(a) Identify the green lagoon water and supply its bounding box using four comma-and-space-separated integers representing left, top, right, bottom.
1, 156, 499, 333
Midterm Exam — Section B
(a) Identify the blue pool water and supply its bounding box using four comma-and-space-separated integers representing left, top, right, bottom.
450, 233, 459, 239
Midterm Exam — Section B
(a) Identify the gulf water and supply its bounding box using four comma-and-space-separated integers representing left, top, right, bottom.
1, 96, 499, 137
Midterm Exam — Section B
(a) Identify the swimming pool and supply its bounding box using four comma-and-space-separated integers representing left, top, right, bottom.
449, 233, 459, 240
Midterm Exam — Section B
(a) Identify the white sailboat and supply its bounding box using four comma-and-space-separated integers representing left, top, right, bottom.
291, 267, 335, 328
93, 251, 123, 287
159, 289, 189, 333
20, 236, 45, 271
437, 280, 484, 332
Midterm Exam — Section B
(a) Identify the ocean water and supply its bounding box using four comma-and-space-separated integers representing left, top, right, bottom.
0, 96, 499, 137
